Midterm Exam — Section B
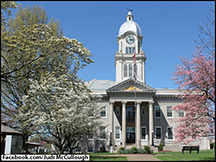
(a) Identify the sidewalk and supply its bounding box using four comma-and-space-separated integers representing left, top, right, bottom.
96, 154, 162, 161
126, 154, 161, 161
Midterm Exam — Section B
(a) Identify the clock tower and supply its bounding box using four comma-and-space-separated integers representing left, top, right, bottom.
115, 10, 146, 84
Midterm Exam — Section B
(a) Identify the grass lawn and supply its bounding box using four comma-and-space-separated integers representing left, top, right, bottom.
154, 150, 215, 161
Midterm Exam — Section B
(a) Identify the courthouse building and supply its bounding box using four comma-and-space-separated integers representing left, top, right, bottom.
80, 11, 209, 153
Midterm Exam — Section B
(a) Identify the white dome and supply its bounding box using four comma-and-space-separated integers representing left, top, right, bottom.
118, 11, 142, 36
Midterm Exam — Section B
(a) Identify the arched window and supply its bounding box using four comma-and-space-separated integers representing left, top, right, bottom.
129, 64, 132, 77
124, 64, 127, 77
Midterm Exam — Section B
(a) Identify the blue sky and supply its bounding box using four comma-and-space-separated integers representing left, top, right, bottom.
11, 1, 214, 89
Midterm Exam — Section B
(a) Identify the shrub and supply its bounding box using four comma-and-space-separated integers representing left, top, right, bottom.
150, 149, 154, 154
159, 142, 163, 151
117, 147, 125, 154
213, 143, 215, 150
131, 147, 137, 154
127, 149, 133, 154
144, 145, 150, 153
137, 148, 147, 154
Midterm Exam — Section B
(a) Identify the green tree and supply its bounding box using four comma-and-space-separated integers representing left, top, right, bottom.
1, 3, 94, 152
1, 1, 17, 26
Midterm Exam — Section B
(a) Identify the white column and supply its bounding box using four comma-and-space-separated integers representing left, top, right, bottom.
109, 101, 114, 146
121, 101, 127, 147
149, 101, 154, 146
136, 101, 141, 148
5, 135, 12, 154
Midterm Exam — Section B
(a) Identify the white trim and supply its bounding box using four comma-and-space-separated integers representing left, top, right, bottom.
155, 126, 162, 140
155, 106, 161, 118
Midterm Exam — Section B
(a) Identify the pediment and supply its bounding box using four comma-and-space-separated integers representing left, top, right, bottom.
106, 78, 156, 93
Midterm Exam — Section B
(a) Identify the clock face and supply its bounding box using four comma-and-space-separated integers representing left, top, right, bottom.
126, 35, 135, 44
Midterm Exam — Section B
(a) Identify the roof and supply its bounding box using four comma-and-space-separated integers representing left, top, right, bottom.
118, 11, 142, 36
85, 79, 116, 90
107, 78, 156, 93
26, 142, 42, 148
1, 125, 23, 136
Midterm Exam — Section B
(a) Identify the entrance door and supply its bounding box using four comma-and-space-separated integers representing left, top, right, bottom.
126, 127, 135, 144
126, 132, 135, 143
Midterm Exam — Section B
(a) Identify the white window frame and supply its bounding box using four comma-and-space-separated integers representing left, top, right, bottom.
141, 107, 145, 116
141, 126, 147, 140
99, 126, 106, 140
155, 126, 162, 140
115, 126, 121, 140
100, 106, 106, 118
116, 107, 120, 116
167, 106, 173, 118
167, 127, 173, 140
155, 106, 161, 118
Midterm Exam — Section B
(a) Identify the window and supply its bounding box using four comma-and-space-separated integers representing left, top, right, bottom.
100, 127, 106, 139
126, 47, 135, 54
155, 106, 161, 118
141, 127, 146, 139
75, 147, 81, 153
167, 127, 173, 139
116, 107, 120, 116
124, 64, 127, 77
87, 147, 94, 153
179, 110, 184, 117
115, 126, 121, 139
141, 107, 145, 116
129, 47, 131, 53
100, 106, 106, 118
155, 127, 162, 139
126, 47, 129, 54
129, 64, 132, 77
167, 106, 173, 118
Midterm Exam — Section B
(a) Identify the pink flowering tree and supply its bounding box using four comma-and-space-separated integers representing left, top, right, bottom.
171, 7, 215, 144
172, 48, 215, 144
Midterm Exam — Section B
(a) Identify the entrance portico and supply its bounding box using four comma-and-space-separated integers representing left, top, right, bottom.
106, 78, 156, 148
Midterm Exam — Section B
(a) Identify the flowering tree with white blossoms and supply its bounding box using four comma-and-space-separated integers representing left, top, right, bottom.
1, 2, 94, 152
18, 73, 102, 154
